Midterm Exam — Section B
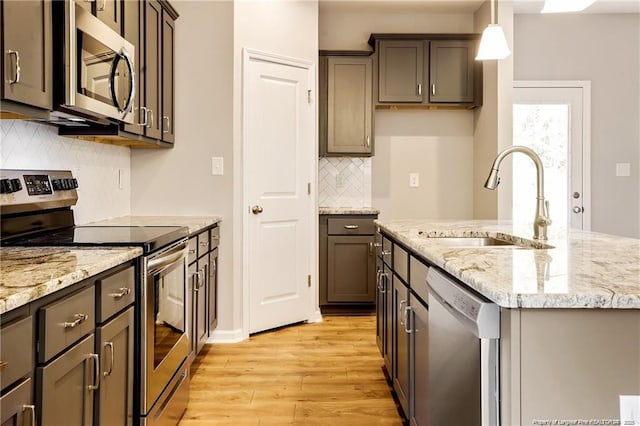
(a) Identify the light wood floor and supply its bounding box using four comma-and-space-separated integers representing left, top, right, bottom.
180, 315, 404, 426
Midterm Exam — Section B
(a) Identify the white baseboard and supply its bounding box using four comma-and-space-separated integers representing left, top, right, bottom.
207, 328, 246, 344
307, 309, 323, 324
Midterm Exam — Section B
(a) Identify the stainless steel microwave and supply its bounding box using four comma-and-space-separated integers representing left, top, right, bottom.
52, 1, 135, 125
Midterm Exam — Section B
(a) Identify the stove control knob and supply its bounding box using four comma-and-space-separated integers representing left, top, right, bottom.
51, 179, 62, 191
70, 178, 78, 189
10, 178, 22, 192
61, 179, 70, 190
0, 179, 12, 194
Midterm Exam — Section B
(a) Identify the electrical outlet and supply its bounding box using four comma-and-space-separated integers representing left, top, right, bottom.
336, 172, 345, 189
211, 157, 224, 176
118, 169, 124, 190
616, 163, 631, 177
409, 173, 420, 188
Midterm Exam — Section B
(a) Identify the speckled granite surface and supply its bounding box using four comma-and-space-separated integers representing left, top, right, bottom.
0, 247, 142, 314
89, 216, 221, 235
375, 220, 640, 309
319, 207, 379, 215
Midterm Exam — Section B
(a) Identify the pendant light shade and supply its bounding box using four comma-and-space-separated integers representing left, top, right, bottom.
475, 0, 511, 61
475, 24, 511, 60
541, 0, 597, 13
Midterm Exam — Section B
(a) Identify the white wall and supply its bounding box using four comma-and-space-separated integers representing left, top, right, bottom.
131, 1, 235, 329
513, 13, 640, 238
0, 120, 131, 224
319, 3, 477, 220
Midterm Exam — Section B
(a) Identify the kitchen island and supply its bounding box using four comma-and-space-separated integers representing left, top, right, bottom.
375, 219, 640, 425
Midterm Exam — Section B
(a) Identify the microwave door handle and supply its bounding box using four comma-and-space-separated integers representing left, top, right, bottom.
108, 52, 122, 112
120, 48, 135, 116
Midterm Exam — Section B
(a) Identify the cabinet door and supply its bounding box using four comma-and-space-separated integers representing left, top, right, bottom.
327, 236, 375, 303
378, 40, 423, 103
187, 262, 197, 359
429, 40, 475, 103
161, 11, 175, 143
410, 298, 428, 426
123, 0, 144, 135
95, 308, 134, 426
393, 276, 410, 416
144, 0, 162, 140
375, 257, 384, 356
383, 268, 393, 378
195, 256, 208, 355
37, 334, 96, 426
2, 0, 52, 109
95, 0, 122, 35
326, 57, 372, 155
208, 248, 218, 335
0, 378, 34, 426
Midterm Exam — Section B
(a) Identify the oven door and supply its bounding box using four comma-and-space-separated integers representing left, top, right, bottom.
66, 2, 135, 123
142, 240, 189, 414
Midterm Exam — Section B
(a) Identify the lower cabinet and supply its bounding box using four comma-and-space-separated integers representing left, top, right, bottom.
95, 307, 134, 426
383, 264, 394, 379
195, 255, 208, 355
393, 275, 410, 416
37, 334, 97, 426
0, 378, 34, 426
208, 247, 218, 334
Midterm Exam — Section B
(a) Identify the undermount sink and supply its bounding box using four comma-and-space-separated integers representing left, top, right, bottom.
427, 237, 517, 247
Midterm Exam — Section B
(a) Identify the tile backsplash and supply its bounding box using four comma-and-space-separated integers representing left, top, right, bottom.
0, 120, 131, 224
319, 157, 372, 208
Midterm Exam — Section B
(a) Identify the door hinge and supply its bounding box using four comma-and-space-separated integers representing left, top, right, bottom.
307, 90, 312, 104
307, 274, 311, 287
307, 182, 311, 195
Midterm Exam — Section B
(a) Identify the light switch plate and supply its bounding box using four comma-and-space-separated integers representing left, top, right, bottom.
616, 163, 631, 177
409, 173, 420, 188
211, 157, 224, 176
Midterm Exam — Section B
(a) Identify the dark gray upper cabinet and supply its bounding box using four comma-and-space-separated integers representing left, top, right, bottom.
429, 40, 475, 103
320, 52, 373, 157
1, 0, 52, 113
371, 34, 482, 108
161, 10, 175, 143
123, 0, 144, 135
96, 0, 123, 35
377, 41, 424, 103
145, 0, 163, 140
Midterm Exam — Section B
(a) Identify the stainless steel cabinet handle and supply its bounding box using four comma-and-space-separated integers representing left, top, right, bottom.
139, 106, 149, 126
251, 205, 263, 215
404, 306, 412, 334
88, 353, 100, 390
199, 264, 208, 289
573, 206, 584, 213
108, 287, 131, 299
344, 225, 359, 230
366, 135, 370, 148
399, 300, 407, 325
64, 313, 89, 329
163, 116, 171, 133
98, 0, 106, 11
148, 110, 154, 129
369, 242, 374, 255
199, 241, 208, 246
381, 249, 391, 256
432, 84, 436, 96
188, 249, 196, 255
373, 242, 382, 248
381, 273, 388, 292
191, 271, 199, 292
22, 405, 36, 426
376, 270, 382, 291
103, 342, 114, 377
6, 50, 20, 84
417, 83, 422, 96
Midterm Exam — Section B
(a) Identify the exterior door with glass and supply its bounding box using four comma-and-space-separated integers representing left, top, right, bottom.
513, 82, 590, 233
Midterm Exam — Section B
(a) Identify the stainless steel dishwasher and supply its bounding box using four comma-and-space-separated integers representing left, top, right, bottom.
426, 268, 500, 426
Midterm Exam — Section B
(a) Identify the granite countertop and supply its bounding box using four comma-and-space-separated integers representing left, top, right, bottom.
0, 246, 143, 315
89, 215, 222, 235
319, 207, 380, 215
375, 219, 640, 309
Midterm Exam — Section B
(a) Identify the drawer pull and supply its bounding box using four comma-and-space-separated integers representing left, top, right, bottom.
188, 249, 196, 255
344, 225, 359, 230
22, 405, 35, 426
0, 360, 7, 371
199, 241, 208, 246
211, 236, 220, 241
382, 250, 391, 256
108, 287, 131, 299
374, 242, 382, 248
64, 313, 89, 329
104, 342, 114, 377
88, 353, 100, 391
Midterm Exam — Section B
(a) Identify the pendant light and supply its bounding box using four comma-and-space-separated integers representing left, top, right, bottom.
541, 0, 597, 13
475, 0, 511, 61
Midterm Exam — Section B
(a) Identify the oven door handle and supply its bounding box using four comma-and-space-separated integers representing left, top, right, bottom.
148, 242, 187, 275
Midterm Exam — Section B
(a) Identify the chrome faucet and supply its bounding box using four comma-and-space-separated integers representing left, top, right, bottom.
484, 146, 552, 240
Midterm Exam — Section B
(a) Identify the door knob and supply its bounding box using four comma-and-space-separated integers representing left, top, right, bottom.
573, 206, 584, 213
251, 205, 263, 215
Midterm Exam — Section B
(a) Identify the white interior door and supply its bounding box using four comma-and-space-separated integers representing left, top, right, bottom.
513, 82, 591, 233
244, 51, 315, 334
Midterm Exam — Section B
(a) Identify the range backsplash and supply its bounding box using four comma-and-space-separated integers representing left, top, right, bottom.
319, 157, 372, 208
0, 120, 131, 224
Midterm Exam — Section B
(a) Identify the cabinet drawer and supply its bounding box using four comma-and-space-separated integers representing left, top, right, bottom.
210, 226, 220, 249
0, 377, 33, 425
0, 316, 33, 390
197, 230, 210, 259
381, 236, 392, 265
394, 245, 409, 283
328, 218, 375, 235
39, 286, 95, 363
188, 236, 197, 264
97, 266, 135, 323
410, 256, 429, 303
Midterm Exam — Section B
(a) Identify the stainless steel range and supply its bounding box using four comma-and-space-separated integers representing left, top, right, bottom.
0, 169, 190, 426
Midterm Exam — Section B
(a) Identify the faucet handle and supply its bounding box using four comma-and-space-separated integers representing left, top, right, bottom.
544, 200, 552, 224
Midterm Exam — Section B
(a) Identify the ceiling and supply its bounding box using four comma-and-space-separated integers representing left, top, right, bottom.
318, 0, 640, 14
